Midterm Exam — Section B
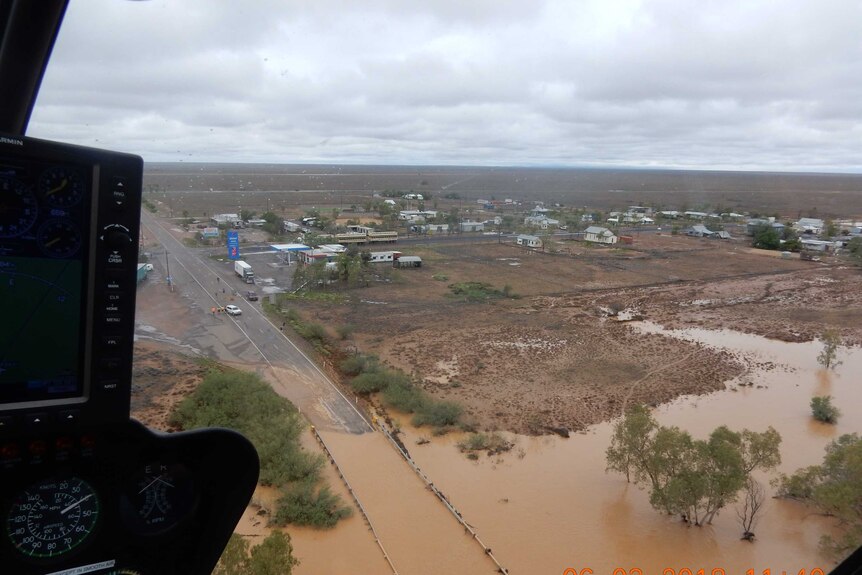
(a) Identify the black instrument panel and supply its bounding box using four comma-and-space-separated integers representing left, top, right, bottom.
0, 420, 259, 575
0, 134, 142, 430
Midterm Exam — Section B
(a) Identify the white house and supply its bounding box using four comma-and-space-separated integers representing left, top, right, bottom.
584, 226, 618, 244
524, 215, 560, 229
211, 213, 242, 226
796, 217, 825, 235
399, 209, 438, 222
516, 234, 542, 248
368, 251, 402, 263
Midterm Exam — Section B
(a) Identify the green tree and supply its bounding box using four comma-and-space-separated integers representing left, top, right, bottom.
606, 404, 659, 483
811, 395, 841, 424
753, 225, 780, 250
817, 330, 842, 370
607, 407, 781, 525
214, 534, 251, 575
777, 434, 862, 558
215, 532, 299, 575
248, 530, 299, 575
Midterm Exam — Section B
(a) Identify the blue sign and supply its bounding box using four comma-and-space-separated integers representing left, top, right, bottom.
227, 230, 240, 260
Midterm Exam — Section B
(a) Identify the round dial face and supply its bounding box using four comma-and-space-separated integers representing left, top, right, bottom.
5, 477, 100, 559
37, 218, 83, 258
122, 463, 195, 535
39, 166, 85, 208
0, 176, 38, 238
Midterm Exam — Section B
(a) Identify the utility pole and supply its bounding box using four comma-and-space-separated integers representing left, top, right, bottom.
165, 249, 173, 292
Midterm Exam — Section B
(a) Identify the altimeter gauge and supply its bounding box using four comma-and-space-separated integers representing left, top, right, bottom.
4, 476, 100, 559
39, 166, 85, 208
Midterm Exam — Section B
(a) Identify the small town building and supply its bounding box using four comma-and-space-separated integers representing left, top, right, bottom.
460, 221, 485, 232
211, 213, 242, 226
686, 224, 715, 237
746, 219, 785, 236
796, 217, 825, 235
516, 234, 542, 248
369, 251, 402, 263
584, 226, 618, 244
396, 256, 422, 268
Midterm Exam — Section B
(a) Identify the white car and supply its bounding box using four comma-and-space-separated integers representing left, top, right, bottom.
225, 304, 242, 316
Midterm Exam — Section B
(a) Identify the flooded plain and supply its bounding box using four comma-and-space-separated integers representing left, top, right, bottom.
242, 324, 860, 574
386, 324, 858, 574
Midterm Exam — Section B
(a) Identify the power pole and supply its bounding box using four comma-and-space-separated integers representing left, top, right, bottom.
165, 249, 173, 292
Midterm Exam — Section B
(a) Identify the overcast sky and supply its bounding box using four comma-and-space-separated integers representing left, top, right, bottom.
28, 0, 862, 171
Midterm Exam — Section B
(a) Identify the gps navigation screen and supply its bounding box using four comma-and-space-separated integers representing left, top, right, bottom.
0, 158, 90, 405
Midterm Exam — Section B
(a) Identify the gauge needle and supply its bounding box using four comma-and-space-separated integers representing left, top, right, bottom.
138, 474, 175, 494
45, 236, 61, 247
61, 493, 94, 515
47, 178, 68, 196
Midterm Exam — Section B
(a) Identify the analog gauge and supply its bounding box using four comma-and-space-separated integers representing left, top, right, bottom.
37, 219, 82, 258
121, 463, 196, 535
5, 476, 100, 559
39, 166, 85, 208
0, 175, 38, 238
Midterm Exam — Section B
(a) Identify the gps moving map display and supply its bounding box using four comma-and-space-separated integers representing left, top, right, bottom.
0, 158, 90, 404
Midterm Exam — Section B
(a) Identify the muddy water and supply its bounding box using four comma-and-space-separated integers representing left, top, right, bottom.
319, 430, 494, 574
386, 325, 861, 574
233, 432, 392, 575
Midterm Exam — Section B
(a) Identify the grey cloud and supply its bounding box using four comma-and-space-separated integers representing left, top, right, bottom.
25, 0, 862, 171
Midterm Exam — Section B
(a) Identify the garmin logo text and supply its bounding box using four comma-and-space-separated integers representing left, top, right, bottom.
0, 136, 24, 146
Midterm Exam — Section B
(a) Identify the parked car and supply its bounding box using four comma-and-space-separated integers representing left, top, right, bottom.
246, 291, 258, 301
225, 304, 242, 316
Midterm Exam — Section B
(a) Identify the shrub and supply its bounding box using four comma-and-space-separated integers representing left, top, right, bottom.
274, 480, 353, 529
340, 353, 378, 376
412, 400, 463, 427
457, 432, 513, 455
382, 379, 426, 413
170, 369, 353, 528
811, 396, 841, 424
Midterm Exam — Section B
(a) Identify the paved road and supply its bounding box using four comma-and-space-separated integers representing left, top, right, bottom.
137, 212, 371, 434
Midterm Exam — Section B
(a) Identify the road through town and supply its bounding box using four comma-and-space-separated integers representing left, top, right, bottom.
137, 211, 371, 434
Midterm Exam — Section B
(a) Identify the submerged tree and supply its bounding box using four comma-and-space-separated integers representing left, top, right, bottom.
777, 434, 862, 559
817, 331, 842, 370
737, 477, 766, 541
606, 406, 781, 526
811, 395, 841, 424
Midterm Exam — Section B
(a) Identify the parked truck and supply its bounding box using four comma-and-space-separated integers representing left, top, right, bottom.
136, 263, 153, 284
234, 260, 254, 283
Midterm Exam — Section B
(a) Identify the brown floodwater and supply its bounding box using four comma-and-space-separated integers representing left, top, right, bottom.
240, 325, 860, 574
385, 324, 861, 574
